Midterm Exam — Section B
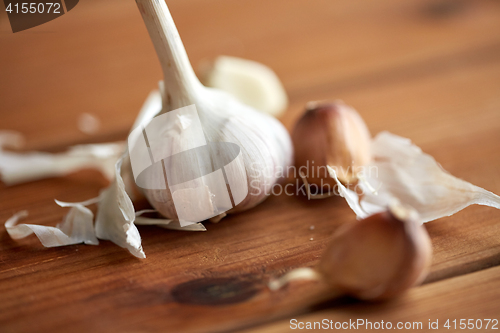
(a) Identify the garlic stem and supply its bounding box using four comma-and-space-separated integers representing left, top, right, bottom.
136, 0, 202, 110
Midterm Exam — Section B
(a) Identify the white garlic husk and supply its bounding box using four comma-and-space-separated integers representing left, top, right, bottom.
134, 0, 293, 221
329, 132, 500, 223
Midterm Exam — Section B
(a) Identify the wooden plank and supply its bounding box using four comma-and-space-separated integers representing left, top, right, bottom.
243, 265, 500, 333
0, 132, 499, 333
0, 120, 499, 332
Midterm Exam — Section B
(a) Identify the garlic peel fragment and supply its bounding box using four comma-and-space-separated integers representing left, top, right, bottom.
134, 209, 206, 231
202, 56, 288, 117
95, 154, 145, 259
0, 130, 125, 186
5, 198, 99, 247
331, 131, 500, 222
135, 217, 207, 231
327, 167, 368, 219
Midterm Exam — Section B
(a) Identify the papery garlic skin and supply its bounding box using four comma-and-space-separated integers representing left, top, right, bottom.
95, 153, 146, 259
329, 132, 500, 223
318, 203, 432, 300
0, 130, 125, 186
5, 199, 99, 248
201, 56, 289, 117
292, 102, 371, 188
135, 0, 293, 221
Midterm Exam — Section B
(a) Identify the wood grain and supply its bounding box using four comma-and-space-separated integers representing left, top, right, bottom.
243, 265, 500, 333
0, 0, 499, 332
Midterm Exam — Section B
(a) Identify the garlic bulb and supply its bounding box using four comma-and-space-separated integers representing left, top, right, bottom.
270, 202, 432, 301
2, 1, 292, 258
292, 102, 371, 189
201, 56, 289, 117
134, 0, 293, 221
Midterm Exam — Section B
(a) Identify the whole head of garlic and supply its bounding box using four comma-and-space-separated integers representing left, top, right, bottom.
133, 0, 293, 222
292, 102, 371, 188
318, 202, 432, 300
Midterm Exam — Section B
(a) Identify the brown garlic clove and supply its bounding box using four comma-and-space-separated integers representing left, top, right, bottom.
292, 101, 371, 188
318, 202, 432, 300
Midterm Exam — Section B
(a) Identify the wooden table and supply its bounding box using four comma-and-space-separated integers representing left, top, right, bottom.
1, 0, 500, 332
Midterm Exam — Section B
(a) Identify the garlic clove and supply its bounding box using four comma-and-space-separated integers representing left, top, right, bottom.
331, 131, 500, 223
5, 198, 99, 247
269, 202, 432, 301
292, 102, 371, 189
201, 56, 289, 117
318, 201, 432, 300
